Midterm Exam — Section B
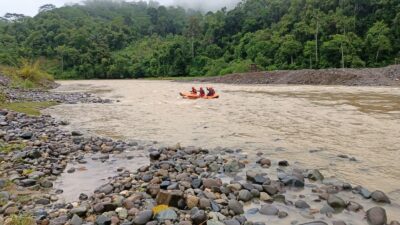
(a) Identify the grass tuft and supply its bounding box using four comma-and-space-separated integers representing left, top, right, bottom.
7, 214, 36, 225
0, 141, 26, 154
0, 101, 58, 116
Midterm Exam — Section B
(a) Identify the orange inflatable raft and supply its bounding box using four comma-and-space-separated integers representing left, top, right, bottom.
179, 92, 219, 99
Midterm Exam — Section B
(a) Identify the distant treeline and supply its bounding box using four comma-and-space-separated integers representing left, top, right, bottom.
0, 0, 399, 79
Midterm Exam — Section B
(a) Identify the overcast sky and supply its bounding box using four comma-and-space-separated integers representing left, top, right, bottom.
0, 0, 240, 17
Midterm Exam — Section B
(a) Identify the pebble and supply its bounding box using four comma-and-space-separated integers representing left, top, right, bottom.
259, 204, 279, 215
366, 207, 387, 225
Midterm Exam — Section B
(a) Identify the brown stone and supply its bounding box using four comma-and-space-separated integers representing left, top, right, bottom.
202, 178, 222, 189
186, 195, 199, 209
156, 190, 183, 207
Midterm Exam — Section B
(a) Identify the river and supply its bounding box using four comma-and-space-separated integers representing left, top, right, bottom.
45, 80, 400, 204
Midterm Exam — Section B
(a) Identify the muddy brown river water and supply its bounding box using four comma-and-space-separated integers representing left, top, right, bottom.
45, 80, 400, 206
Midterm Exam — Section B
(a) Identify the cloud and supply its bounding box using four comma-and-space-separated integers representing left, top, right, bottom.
171, 0, 241, 11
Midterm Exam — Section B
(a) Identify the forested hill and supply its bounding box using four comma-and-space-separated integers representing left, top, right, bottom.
0, 0, 399, 79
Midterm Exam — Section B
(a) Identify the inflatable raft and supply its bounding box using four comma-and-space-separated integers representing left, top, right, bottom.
179, 92, 219, 99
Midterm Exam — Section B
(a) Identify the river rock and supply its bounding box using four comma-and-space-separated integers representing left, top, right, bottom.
96, 183, 113, 194
259, 192, 272, 201
203, 178, 222, 189
156, 190, 183, 207
390, 221, 400, 225
116, 207, 128, 219
149, 151, 161, 160
332, 221, 346, 225
259, 204, 279, 215
307, 169, 324, 181
96, 215, 111, 225
20, 131, 33, 139
20, 178, 36, 187
366, 207, 387, 225
371, 191, 391, 204
223, 219, 240, 225
199, 198, 211, 209
278, 211, 288, 218
346, 201, 363, 212
257, 158, 271, 167
50, 215, 69, 225
327, 195, 346, 210
187, 195, 199, 209
134, 210, 153, 225
279, 174, 304, 188
320, 204, 335, 214
70, 206, 87, 217
70, 214, 83, 225
299, 222, 328, 225
208, 220, 224, 225
238, 190, 252, 202
278, 160, 289, 166
295, 200, 310, 209
228, 199, 244, 215
156, 208, 178, 221
191, 209, 207, 225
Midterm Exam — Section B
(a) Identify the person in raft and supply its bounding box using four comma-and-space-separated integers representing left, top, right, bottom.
206, 87, 216, 96
199, 87, 205, 97
190, 87, 197, 94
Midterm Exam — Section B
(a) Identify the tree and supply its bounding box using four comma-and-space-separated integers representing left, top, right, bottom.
365, 21, 391, 64
39, 4, 56, 13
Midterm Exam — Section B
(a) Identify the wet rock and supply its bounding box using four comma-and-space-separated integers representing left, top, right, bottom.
192, 179, 202, 189
0, 179, 6, 189
71, 131, 83, 136
366, 207, 387, 225
278, 160, 289, 166
356, 186, 371, 199
281, 176, 304, 187
259, 204, 279, 215
320, 204, 335, 214
134, 210, 153, 225
70, 214, 83, 225
295, 200, 310, 209
191, 209, 207, 225
257, 158, 271, 167
346, 201, 363, 212
156, 208, 177, 221
327, 195, 346, 210
299, 222, 328, 225
96, 215, 111, 225
278, 211, 288, 218
96, 183, 113, 194
67, 168, 76, 173
251, 189, 260, 197
149, 151, 161, 160
371, 191, 391, 204
307, 169, 324, 181
238, 190, 252, 202
228, 199, 244, 215
79, 193, 88, 201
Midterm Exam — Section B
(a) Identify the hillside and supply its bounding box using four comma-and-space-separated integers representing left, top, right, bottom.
0, 0, 399, 79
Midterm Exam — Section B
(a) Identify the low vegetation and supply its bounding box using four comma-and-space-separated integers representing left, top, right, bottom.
0, 101, 58, 116
0, 60, 54, 89
6, 214, 36, 225
0, 141, 26, 154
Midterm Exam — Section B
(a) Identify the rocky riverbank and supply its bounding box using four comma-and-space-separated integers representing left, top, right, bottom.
0, 107, 399, 225
187, 65, 400, 86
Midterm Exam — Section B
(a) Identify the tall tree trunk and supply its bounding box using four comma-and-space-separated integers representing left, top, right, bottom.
315, 21, 319, 66
291, 55, 294, 65
310, 55, 312, 69
376, 48, 380, 62
341, 42, 345, 69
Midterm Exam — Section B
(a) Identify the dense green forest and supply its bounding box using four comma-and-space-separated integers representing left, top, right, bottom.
0, 0, 399, 79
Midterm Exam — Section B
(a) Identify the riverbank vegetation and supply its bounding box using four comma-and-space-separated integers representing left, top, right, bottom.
0, 0, 399, 79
